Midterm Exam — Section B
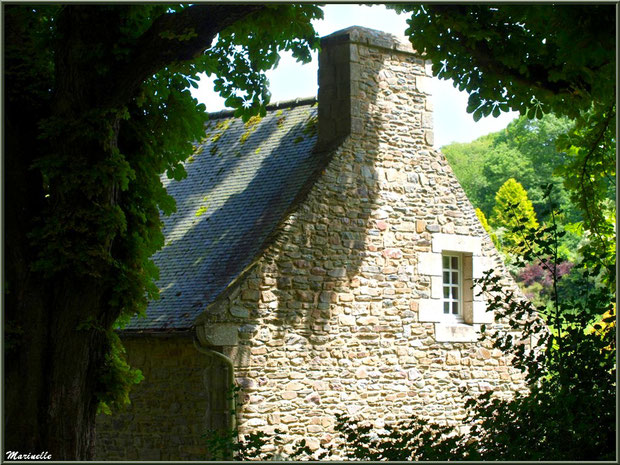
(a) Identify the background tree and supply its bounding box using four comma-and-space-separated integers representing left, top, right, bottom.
440, 133, 494, 212
475, 208, 500, 251
4, 4, 322, 459
490, 178, 539, 250
443, 113, 578, 224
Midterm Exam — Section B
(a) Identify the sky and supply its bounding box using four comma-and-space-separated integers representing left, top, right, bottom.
190, 4, 519, 149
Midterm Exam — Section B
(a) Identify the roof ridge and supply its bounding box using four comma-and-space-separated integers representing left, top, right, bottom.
206, 96, 317, 120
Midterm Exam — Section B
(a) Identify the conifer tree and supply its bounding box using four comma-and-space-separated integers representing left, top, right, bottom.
490, 179, 539, 250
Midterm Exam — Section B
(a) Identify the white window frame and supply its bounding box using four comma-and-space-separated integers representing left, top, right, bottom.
417, 234, 495, 342
441, 252, 464, 323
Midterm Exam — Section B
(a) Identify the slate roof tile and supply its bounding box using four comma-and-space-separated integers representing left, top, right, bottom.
125, 99, 319, 330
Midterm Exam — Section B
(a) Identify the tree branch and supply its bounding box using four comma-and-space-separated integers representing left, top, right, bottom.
451, 30, 581, 100
429, 5, 589, 101
106, 4, 266, 109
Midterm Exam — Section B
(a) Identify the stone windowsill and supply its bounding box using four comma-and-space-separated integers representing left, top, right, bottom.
434, 323, 480, 343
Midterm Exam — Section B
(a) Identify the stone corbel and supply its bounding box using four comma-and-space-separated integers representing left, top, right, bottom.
194, 312, 239, 347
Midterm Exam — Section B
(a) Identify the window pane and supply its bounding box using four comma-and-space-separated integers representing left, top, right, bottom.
452, 287, 458, 299
443, 302, 450, 314
452, 301, 459, 314
443, 287, 450, 298
443, 256, 449, 268
451, 256, 458, 269
452, 271, 459, 283
443, 271, 450, 283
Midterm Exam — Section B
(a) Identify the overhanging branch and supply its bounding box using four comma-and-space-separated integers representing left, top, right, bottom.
106, 4, 266, 109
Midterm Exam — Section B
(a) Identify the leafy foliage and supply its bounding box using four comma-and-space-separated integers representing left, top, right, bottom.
463, 195, 615, 460
95, 331, 144, 415
517, 260, 573, 307
392, 4, 615, 121
202, 5, 322, 121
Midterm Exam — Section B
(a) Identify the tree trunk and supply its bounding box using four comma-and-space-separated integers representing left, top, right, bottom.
4, 105, 118, 459
4, 4, 266, 460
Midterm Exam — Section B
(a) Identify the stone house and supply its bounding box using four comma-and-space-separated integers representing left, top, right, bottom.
95, 26, 526, 460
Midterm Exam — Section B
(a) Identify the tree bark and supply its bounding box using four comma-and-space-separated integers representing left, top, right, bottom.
4, 4, 265, 460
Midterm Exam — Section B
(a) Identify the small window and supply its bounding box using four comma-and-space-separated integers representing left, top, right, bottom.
442, 253, 463, 322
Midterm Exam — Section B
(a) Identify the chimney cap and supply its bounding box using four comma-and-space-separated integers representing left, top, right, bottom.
321, 26, 417, 56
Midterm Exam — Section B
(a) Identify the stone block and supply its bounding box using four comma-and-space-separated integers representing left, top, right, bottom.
425, 130, 434, 146
421, 111, 433, 129
241, 289, 260, 301
229, 306, 249, 318
425, 60, 434, 76
418, 252, 442, 276
328, 268, 347, 278
285, 381, 304, 391
382, 248, 402, 259
307, 438, 321, 451
358, 316, 378, 325
195, 324, 238, 346
418, 299, 442, 322
446, 351, 461, 365
416, 75, 429, 93
261, 290, 277, 303
472, 256, 492, 278
430, 276, 443, 299
408, 368, 422, 380
472, 300, 493, 324
399, 221, 416, 232
296, 290, 315, 302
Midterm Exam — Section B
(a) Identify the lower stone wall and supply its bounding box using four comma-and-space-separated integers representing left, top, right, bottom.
94, 334, 209, 461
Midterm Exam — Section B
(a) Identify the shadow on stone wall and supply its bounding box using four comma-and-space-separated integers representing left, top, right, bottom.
222, 53, 396, 442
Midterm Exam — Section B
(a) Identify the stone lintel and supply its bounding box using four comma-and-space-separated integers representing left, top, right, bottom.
431, 233, 482, 255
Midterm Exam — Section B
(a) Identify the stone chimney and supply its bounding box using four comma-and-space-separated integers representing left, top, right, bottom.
316, 26, 434, 152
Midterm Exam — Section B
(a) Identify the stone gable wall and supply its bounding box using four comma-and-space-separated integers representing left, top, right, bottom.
198, 28, 527, 457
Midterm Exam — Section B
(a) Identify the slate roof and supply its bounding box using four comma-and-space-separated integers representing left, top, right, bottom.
125, 98, 320, 330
